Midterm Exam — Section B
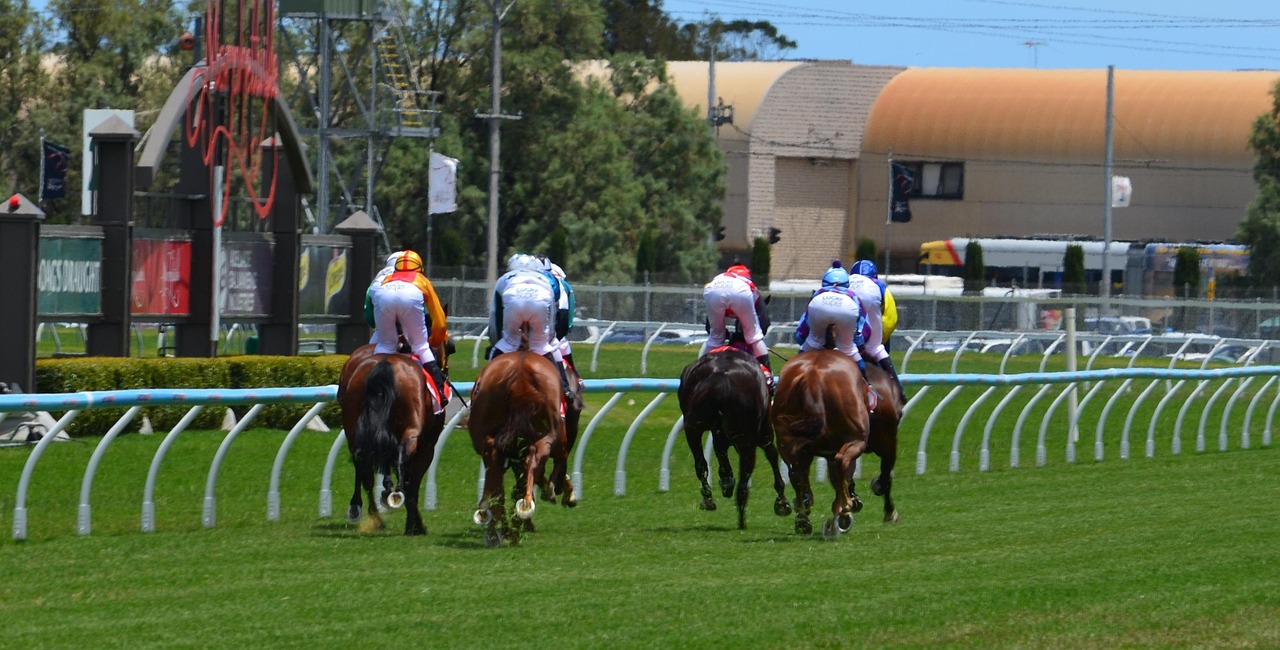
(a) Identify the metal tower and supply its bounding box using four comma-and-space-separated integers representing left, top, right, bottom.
277, 0, 440, 239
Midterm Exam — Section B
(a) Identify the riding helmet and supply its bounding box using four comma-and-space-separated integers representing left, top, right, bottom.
852, 259, 878, 279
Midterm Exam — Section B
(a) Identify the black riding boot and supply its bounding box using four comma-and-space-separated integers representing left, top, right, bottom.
423, 360, 449, 408
545, 352, 583, 410
755, 354, 775, 393
877, 356, 906, 401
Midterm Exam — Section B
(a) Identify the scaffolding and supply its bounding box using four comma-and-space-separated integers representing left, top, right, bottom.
277, 0, 440, 240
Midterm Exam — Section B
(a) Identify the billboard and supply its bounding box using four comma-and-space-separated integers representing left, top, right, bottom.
220, 239, 274, 317
38, 236, 102, 316
299, 244, 350, 317
131, 239, 191, 316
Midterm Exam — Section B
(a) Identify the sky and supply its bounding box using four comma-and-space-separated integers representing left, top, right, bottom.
662, 0, 1280, 71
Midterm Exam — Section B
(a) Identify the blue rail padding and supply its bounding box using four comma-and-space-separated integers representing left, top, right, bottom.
5, 369, 1275, 415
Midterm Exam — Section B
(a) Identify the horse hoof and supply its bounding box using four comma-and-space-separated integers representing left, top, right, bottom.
699, 498, 717, 511
515, 498, 535, 519
795, 518, 812, 535
822, 519, 840, 540
837, 512, 854, 533
884, 510, 900, 524
346, 505, 362, 523
386, 491, 405, 509
850, 496, 864, 513
774, 498, 792, 517
871, 477, 885, 496
719, 478, 734, 499
473, 509, 493, 526
484, 527, 502, 548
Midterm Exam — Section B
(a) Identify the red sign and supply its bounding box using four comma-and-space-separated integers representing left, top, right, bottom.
131, 239, 191, 316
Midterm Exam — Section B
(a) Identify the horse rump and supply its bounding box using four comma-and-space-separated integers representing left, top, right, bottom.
355, 359, 400, 474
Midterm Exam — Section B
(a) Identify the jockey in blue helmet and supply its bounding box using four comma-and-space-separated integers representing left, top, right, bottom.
851, 259, 878, 279
821, 265, 851, 289
795, 262, 871, 381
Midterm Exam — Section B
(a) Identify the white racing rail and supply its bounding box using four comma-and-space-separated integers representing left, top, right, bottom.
5, 368, 1278, 540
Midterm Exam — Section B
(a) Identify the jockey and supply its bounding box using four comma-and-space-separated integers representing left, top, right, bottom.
365, 251, 404, 350
793, 263, 871, 381
367, 250, 449, 406
703, 263, 774, 385
488, 253, 583, 410
850, 259, 906, 399
548, 261, 578, 374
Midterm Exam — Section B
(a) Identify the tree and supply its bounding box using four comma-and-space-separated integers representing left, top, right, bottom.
1063, 244, 1086, 295
855, 238, 878, 267
962, 240, 985, 293
1238, 79, 1280, 289
0, 0, 47, 198
751, 237, 771, 287
1173, 246, 1201, 297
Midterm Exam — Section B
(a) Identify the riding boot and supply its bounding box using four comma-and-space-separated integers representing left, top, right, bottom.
877, 356, 906, 401
755, 354, 775, 394
423, 360, 449, 408
545, 352, 584, 411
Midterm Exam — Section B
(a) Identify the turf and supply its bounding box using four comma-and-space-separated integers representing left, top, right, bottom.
2, 346, 1277, 648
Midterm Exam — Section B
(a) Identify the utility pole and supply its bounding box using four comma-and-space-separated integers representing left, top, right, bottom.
1024, 40, 1045, 68
478, 0, 522, 287
1102, 64, 1115, 298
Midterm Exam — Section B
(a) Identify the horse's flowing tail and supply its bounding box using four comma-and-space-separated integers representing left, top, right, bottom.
356, 360, 400, 475
776, 372, 827, 439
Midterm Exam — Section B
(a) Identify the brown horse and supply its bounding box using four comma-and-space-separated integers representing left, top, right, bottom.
770, 349, 870, 539
856, 362, 902, 523
678, 347, 791, 529
337, 342, 448, 535
469, 350, 570, 547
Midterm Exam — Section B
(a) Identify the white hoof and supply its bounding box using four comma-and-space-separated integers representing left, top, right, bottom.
473, 508, 492, 526
515, 498, 535, 519
386, 491, 405, 509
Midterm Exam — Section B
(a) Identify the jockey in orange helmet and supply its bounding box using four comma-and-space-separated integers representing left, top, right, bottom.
365, 250, 449, 404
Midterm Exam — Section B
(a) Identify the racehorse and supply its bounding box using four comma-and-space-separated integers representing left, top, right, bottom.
337, 340, 449, 535
770, 349, 870, 539
856, 362, 902, 524
469, 350, 570, 547
677, 346, 790, 529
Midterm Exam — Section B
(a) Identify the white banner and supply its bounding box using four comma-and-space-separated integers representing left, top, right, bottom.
1111, 175, 1132, 208
428, 151, 459, 214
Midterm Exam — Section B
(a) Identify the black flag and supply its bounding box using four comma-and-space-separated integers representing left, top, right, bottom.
40, 140, 71, 201
889, 161, 915, 223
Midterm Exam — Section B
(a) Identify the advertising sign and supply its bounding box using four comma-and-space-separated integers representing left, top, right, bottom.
220, 239, 274, 317
38, 237, 102, 316
299, 244, 350, 317
131, 239, 191, 316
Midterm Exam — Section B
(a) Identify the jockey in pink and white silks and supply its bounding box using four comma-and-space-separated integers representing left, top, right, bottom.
488, 253, 582, 409
702, 263, 774, 382
850, 259, 906, 399
793, 263, 871, 381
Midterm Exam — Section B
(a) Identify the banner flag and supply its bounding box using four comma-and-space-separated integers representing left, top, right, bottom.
1111, 175, 1132, 208
40, 140, 71, 201
428, 151, 459, 214
889, 161, 915, 223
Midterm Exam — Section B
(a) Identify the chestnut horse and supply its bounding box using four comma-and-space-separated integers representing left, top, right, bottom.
856, 362, 902, 523
770, 349, 870, 539
469, 351, 570, 547
337, 342, 448, 535
678, 347, 790, 529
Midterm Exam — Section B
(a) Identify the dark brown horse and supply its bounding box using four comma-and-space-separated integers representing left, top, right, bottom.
856, 362, 902, 523
337, 342, 448, 535
678, 347, 790, 529
469, 350, 570, 547
770, 349, 870, 539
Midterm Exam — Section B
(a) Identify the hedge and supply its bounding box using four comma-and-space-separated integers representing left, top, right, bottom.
35, 355, 348, 436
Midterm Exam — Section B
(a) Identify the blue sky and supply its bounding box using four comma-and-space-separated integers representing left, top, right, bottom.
663, 0, 1280, 71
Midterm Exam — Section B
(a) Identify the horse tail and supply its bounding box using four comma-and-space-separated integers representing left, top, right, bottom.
356, 360, 399, 474
494, 359, 545, 451
775, 369, 826, 439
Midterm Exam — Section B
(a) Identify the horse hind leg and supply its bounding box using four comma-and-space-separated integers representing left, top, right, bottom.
713, 433, 735, 498
759, 436, 792, 517
685, 428, 717, 511
733, 442, 759, 530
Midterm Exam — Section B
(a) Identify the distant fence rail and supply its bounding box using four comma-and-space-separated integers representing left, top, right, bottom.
6, 367, 1276, 540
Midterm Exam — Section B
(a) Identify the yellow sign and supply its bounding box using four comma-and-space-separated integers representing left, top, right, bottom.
325, 251, 347, 310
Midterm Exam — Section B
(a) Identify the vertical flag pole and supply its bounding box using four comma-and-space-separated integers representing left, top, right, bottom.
1101, 65, 1115, 300
884, 152, 893, 275
211, 165, 224, 351
38, 134, 45, 204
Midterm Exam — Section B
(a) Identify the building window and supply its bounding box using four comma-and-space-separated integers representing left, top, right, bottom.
904, 162, 964, 199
